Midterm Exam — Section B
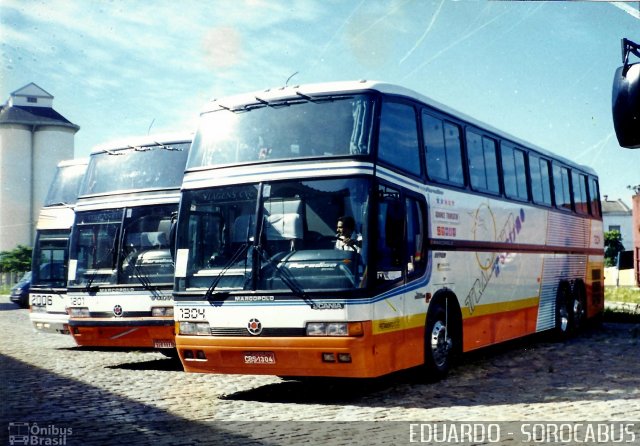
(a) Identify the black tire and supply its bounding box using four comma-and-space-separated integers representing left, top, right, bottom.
423, 301, 455, 381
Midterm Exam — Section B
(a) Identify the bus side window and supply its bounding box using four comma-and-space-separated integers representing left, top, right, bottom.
378, 101, 421, 177
423, 113, 464, 186
376, 185, 403, 283
405, 196, 426, 279
572, 172, 589, 215
588, 177, 601, 217
553, 163, 572, 211
375, 185, 427, 285
501, 143, 529, 201
529, 155, 552, 206
467, 131, 499, 194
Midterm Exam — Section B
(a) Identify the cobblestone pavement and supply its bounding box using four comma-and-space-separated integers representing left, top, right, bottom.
1, 295, 639, 445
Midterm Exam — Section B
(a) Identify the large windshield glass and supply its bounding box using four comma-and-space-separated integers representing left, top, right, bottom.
32, 229, 70, 288
119, 205, 175, 285
80, 142, 189, 195
69, 205, 176, 287
44, 163, 87, 206
187, 94, 375, 169
69, 209, 121, 286
176, 178, 370, 293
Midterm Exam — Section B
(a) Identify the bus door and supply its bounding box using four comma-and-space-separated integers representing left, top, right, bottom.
374, 182, 428, 364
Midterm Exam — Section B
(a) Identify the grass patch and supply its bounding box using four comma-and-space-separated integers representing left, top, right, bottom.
604, 286, 640, 323
605, 286, 640, 304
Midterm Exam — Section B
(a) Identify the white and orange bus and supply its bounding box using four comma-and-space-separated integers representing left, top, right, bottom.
173, 81, 603, 379
30, 158, 88, 334
66, 134, 190, 351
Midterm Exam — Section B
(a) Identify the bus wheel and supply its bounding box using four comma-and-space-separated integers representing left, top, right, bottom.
554, 283, 573, 339
423, 302, 454, 380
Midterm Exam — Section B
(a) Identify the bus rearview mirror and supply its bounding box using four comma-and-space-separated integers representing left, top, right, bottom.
612, 38, 640, 149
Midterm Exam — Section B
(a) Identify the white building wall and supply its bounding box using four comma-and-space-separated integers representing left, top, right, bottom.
32, 126, 75, 232
0, 124, 33, 251
603, 214, 633, 251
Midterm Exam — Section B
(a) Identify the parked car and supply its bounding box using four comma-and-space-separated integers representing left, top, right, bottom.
10, 271, 31, 308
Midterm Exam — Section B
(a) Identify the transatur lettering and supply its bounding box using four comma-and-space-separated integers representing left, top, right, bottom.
465, 208, 526, 315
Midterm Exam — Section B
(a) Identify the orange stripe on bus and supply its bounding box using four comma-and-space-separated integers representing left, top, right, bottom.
462, 304, 539, 352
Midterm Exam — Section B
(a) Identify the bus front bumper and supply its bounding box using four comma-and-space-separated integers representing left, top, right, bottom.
29, 312, 70, 334
175, 323, 418, 378
68, 318, 175, 349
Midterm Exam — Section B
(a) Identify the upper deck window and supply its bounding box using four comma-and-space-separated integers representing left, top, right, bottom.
553, 163, 572, 211
378, 101, 421, 176
188, 94, 375, 170
572, 171, 589, 215
589, 177, 601, 218
467, 130, 499, 194
44, 163, 87, 206
422, 112, 464, 186
501, 143, 528, 201
529, 155, 552, 206
80, 142, 190, 196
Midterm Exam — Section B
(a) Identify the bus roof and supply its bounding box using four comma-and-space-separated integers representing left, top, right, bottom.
89, 132, 193, 155
202, 80, 596, 177
57, 157, 89, 168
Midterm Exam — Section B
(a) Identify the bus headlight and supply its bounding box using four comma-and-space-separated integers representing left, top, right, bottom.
306, 322, 363, 337
68, 307, 90, 318
151, 307, 174, 317
178, 321, 210, 336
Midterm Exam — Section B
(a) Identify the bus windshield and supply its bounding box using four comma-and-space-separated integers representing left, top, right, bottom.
176, 177, 370, 293
70, 205, 175, 287
187, 94, 375, 170
44, 163, 87, 206
32, 230, 70, 288
81, 142, 190, 195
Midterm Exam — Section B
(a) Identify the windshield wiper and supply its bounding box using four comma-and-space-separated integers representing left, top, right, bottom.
153, 141, 184, 151
84, 237, 118, 292
122, 248, 162, 299
129, 145, 151, 152
203, 243, 250, 302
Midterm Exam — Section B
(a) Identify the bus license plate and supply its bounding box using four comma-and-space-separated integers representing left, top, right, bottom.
244, 352, 276, 365
153, 339, 176, 349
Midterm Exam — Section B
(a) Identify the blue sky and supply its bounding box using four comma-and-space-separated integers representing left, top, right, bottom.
1, 0, 639, 204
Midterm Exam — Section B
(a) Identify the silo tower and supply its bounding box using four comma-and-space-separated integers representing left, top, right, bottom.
0, 83, 80, 251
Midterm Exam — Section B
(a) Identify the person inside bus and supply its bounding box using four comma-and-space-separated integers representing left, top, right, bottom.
335, 216, 362, 253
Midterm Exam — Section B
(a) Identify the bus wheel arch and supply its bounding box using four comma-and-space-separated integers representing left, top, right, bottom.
422, 291, 462, 380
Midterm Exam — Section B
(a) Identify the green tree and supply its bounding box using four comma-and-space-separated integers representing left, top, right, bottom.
604, 230, 624, 267
0, 245, 32, 273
